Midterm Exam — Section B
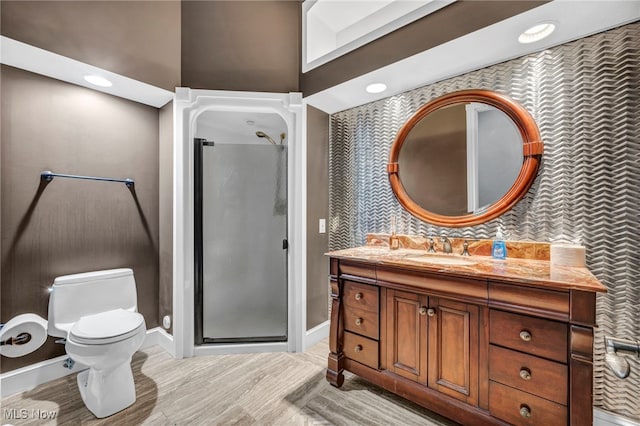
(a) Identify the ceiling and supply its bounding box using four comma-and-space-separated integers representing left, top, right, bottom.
305, 0, 640, 114
1, 1, 638, 112
303, 0, 453, 71
0, 36, 173, 108
310, 0, 396, 33
196, 111, 288, 145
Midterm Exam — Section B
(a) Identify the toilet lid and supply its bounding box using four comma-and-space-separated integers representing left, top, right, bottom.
69, 309, 145, 345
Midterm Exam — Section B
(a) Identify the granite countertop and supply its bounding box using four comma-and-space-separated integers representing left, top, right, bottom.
327, 245, 607, 293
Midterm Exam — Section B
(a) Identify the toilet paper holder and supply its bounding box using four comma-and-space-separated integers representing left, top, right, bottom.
0, 314, 49, 358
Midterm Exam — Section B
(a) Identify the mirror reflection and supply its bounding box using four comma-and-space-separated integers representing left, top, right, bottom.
398, 102, 523, 216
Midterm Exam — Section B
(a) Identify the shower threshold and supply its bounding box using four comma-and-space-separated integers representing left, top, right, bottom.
200, 336, 287, 344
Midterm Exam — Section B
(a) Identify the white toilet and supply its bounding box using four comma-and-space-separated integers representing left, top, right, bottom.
48, 268, 146, 418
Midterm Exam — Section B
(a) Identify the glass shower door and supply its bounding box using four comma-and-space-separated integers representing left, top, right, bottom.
196, 139, 288, 343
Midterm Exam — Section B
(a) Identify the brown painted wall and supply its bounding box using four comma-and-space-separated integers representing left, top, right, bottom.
0, 1, 181, 91
301, 1, 548, 96
1, 66, 160, 372
181, 0, 300, 92
159, 101, 173, 333
306, 105, 329, 329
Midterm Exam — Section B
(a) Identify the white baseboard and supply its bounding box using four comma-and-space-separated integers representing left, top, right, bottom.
303, 320, 329, 351
595, 408, 640, 426
1, 327, 173, 398
141, 327, 175, 356
0, 353, 87, 399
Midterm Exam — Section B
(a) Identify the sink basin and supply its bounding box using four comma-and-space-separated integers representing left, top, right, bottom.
405, 255, 477, 266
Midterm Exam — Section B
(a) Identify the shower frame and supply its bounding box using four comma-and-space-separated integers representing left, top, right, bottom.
172, 89, 305, 358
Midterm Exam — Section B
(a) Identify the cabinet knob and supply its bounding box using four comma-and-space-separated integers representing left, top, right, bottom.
519, 368, 532, 381
355, 292, 363, 301
520, 330, 532, 342
355, 318, 363, 326
354, 345, 363, 353
419, 307, 436, 316
519, 404, 532, 418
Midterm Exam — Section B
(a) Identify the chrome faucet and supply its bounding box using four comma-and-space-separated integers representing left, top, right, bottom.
427, 238, 436, 253
441, 236, 452, 254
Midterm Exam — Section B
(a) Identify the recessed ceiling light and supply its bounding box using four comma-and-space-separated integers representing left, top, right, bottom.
518, 22, 556, 44
83, 75, 113, 87
366, 83, 387, 94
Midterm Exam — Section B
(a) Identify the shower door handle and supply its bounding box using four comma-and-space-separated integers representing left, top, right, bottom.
200, 139, 215, 147
283, 239, 288, 250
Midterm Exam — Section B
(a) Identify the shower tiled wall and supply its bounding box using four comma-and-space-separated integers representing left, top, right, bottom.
330, 23, 640, 420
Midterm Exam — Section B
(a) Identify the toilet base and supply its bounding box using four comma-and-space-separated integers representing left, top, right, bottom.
77, 359, 136, 418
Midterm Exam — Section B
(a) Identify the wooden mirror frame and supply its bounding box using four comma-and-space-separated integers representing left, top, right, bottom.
387, 90, 543, 228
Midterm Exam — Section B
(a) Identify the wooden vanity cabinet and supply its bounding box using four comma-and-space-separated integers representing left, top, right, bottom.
327, 257, 601, 426
427, 297, 480, 407
342, 280, 380, 369
385, 289, 428, 383
488, 310, 569, 426
384, 289, 481, 406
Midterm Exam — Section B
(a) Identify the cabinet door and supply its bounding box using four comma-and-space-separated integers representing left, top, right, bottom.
386, 289, 428, 383
428, 297, 479, 406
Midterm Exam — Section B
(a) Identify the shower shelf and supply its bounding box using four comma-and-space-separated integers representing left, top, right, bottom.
40, 171, 134, 188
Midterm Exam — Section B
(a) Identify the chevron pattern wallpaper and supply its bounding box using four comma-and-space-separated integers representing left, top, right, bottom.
329, 23, 640, 419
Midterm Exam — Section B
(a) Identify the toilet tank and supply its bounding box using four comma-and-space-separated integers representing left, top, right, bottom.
48, 268, 138, 338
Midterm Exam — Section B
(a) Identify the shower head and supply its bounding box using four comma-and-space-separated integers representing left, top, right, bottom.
256, 131, 277, 145
604, 336, 639, 379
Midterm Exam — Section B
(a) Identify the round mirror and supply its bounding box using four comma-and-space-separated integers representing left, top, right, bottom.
387, 90, 543, 227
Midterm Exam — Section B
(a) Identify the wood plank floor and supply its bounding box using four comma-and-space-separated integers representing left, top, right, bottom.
1, 339, 457, 425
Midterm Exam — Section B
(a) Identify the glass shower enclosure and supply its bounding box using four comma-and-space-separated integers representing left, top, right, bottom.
194, 111, 288, 344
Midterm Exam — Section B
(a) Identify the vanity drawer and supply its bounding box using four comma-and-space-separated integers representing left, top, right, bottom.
490, 310, 567, 363
343, 331, 379, 369
344, 281, 379, 313
489, 345, 568, 404
344, 306, 379, 340
489, 282, 570, 318
489, 381, 567, 426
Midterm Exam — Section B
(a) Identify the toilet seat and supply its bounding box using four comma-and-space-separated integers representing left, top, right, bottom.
69, 309, 145, 345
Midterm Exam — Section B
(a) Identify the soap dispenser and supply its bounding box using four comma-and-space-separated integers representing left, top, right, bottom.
389, 215, 400, 250
492, 227, 507, 259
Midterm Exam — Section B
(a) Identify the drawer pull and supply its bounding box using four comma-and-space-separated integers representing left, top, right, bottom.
354, 345, 363, 353
520, 330, 532, 342
355, 292, 363, 301
519, 404, 532, 418
355, 318, 363, 326
519, 367, 532, 381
